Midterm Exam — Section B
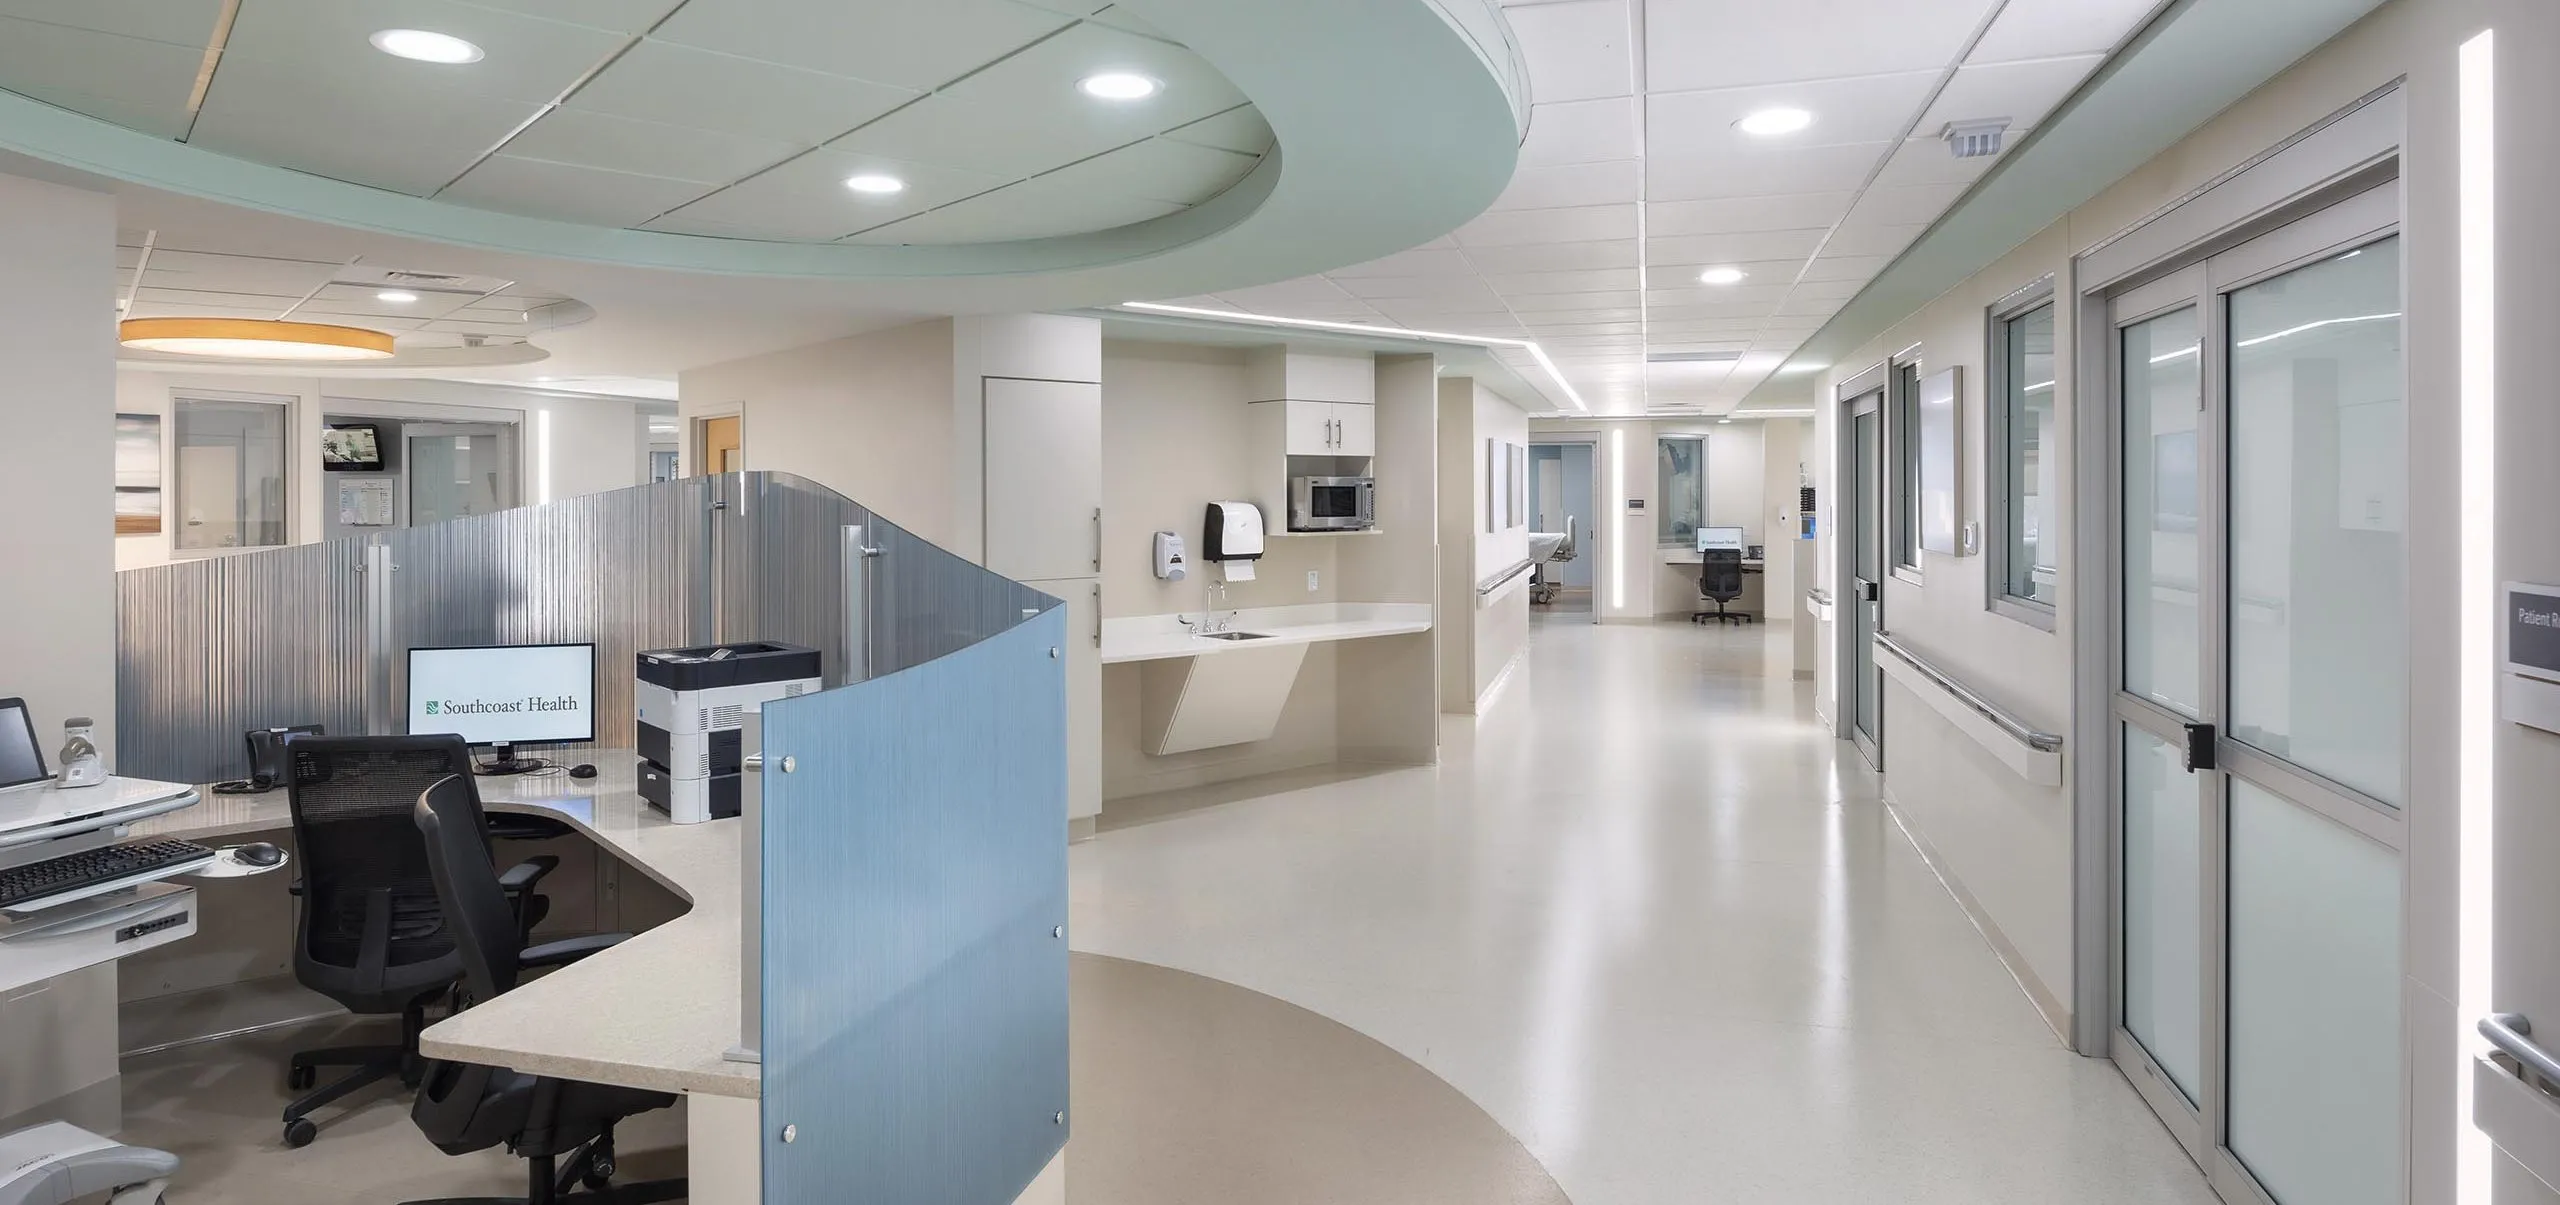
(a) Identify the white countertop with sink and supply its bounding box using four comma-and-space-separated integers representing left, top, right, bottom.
1101, 602, 1433, 665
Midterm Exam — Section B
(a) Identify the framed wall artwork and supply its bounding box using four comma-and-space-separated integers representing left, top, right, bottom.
115, 413, 162, 535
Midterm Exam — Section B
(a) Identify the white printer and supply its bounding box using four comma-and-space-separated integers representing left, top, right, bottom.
634, 642, 821, 824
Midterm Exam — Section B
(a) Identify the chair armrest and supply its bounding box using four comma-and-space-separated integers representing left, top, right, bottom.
519, 933, 632, 970
497, 855, 561, 895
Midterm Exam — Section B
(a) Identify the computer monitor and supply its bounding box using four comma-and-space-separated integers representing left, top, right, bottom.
1697, 526, 1746, 553
0, 698, 47, 792
406, 644, 595, 773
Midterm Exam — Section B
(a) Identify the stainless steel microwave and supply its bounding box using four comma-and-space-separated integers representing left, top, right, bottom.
1288, 475, 1376, 532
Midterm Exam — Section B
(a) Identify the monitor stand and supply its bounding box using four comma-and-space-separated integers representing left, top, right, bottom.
473, 744, 540, 777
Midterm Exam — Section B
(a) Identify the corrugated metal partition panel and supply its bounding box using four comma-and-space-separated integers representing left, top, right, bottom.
384, 478, 710, 749
866, 518, 1056, 679
115, 540, 368, 783
759, 608, 1070, 1205
721, 473, 872, 685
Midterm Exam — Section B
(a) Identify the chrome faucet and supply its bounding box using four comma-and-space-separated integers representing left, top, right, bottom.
1204, 581, 1233, 632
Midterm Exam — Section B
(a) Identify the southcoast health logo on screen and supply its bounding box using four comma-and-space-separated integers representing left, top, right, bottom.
423, 696, 585, 717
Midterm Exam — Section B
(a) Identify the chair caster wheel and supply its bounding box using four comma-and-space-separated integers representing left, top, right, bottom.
583, 1158, 615, 1190
287, 1065, 315, 1091
283, 1118, 317, 1148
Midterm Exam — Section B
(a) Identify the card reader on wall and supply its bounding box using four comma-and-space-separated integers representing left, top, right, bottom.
1202, 502, 1265, 582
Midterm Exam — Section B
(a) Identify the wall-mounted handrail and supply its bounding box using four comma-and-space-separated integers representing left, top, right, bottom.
1478, 559, 1536, 597
2483, 1014, 2560, 1090
1873, 632, 2063, 752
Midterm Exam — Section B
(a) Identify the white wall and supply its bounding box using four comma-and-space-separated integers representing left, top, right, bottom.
114, 371, 657, 571
1438, 377, 1532, 712
678, 318, 958, 546
0, 173, 116, 759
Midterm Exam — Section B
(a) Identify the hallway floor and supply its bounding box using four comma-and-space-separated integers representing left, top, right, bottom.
1071, 617, 2220, 1205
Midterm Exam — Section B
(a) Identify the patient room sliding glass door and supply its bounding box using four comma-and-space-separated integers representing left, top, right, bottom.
2106, 185, 2404, 1205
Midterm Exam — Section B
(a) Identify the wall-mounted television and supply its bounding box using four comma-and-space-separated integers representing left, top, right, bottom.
320, 422, 386, 471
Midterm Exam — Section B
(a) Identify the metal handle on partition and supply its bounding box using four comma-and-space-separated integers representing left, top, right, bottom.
842, 525, 882, 687
2484, 1014, 2560, 1090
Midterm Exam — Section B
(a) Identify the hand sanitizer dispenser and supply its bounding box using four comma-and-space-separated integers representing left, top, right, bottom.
1202, 501, 1265, 582
1153, 531, 1188, 582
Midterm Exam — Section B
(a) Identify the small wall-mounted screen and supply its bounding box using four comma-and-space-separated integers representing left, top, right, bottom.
320, 424, 385, 470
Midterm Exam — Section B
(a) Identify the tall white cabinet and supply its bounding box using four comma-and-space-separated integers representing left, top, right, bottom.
960, 316, 1104, 832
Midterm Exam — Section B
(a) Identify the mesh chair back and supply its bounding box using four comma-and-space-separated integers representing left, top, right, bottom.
287, 735, 480, 974
416, 774, 529, 999
1700, 551, 1744, 600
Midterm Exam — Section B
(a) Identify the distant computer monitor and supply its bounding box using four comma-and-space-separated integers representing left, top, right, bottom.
406, 644, 596, 755
0, 698, 47, 792
1697, 526, 1746, 553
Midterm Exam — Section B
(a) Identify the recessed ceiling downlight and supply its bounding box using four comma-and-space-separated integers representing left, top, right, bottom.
1079, 72, 1161, 101
377, 290, 420, 304
120, 318, 395, 362
843, 174, 906, 195
1735, 107, 1814, 137
370, 29, 484, 64
1698, 266, 1747, 286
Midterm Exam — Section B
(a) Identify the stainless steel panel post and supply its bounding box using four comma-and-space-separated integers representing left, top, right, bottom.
363, 539, 395, 735
728, 709, 763, 1066
842, 525, 880, 687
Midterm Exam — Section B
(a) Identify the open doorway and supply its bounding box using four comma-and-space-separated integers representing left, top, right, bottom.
1527, 441, 1595, 618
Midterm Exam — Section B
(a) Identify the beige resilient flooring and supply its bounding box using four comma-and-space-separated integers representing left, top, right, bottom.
116, 951, 1567, 1204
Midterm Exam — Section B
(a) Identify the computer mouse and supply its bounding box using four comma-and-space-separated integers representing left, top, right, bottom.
236, 842, 284, 868
569, 763, 598, 779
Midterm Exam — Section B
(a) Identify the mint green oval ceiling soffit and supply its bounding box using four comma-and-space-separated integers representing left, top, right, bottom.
0, 0, 1525, 303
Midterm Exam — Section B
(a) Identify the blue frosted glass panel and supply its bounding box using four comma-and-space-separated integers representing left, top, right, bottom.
760, 608, 1069, 1205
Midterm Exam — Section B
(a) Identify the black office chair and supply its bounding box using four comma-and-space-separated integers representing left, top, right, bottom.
280, 736, 557, 1148
1691, 549, 1753, 625
407, 774, 683, 1205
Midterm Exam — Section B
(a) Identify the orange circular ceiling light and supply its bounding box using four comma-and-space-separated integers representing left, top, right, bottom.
118, 317, 396, 361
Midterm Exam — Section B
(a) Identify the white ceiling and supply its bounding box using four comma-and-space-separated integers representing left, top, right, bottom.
1145, 0, 2164, 414
116, 229, 588, 355
0, 0, 1273, 245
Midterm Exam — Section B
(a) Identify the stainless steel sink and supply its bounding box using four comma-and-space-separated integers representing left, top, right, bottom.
1197, 631, 1273, 641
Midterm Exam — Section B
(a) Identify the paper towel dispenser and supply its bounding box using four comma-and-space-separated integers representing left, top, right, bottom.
1203, 501, 1265, 563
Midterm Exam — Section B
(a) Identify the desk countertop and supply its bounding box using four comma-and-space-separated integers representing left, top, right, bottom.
137, 762, 754, 1099
1100, 602, 1433, 665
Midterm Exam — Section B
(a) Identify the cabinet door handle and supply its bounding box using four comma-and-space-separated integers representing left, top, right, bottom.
1091, 508, 1101, 572
1092, 583, 1102, 645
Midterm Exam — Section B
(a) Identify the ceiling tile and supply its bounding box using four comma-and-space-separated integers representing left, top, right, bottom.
217, 0, 626, 106
133, 285, 300, 311
650, 0, 1071, 92
661, 147, 1011, 242
1847, 181, 1971, 227
1786, 278, 1869, 303
1504, 290, 1640, 312
497, 107, 801, 185
843, 175, 1183, 244
1014, 136, 1256, 207
1648, 140, 1892, 202
452, 0, 688, 34
442, 154, 713, 226
0, 0, 222, 44
1481, 268, 1640, 294
1328, 247, 1479, 279
1461, 240, 1639, 275
1645, 0, 1998, 92
193, 70, 542, 195
141, 249, 337, 292
1801, 254, 1891, 283
1775, 294, 1851, 318
1164, 105, 1274, 156
1453, 203, 1636, 248
1821, 221, 1929, 257
1332, 275, 1508, 306
1644, 283, 1791, 308
832, 23, 1247, 178
1215, 277, 1355, 307
0, 18, 204, 139
1970, 0, 2165, 61
1646, 192, 1855, 237
1870, 135, 2000, 188
1521, 308, 1642, 326
566, 39, 916, 146
1083, 4, 1171, 40
1503, 0, 1632, 103
1520, 97, 1638, 167
1645, 228, 1827, 265
1916, 54, 2101, 134
1647, 70, 1938, 158
1486, 159, 1640, 210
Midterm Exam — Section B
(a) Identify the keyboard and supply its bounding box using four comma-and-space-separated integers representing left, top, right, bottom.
0, 839, 216, 911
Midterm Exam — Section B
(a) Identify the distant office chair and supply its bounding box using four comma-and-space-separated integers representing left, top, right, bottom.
1691, 549, 1753, 625
281, 736, 557, 1149
407, 774, 682, 1205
